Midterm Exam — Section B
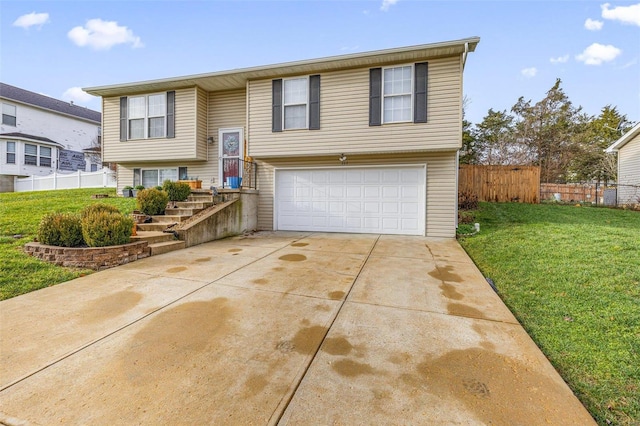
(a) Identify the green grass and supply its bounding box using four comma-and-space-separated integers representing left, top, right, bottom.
459, 203, 640, 425
0, 188, 136, 300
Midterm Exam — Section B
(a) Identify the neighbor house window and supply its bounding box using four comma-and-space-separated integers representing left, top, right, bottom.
2, 103, 16, 126
383, 65, 413, 123
24, 144, 37, 166
283, 77, 308, 129
127, 93, 167, 139
6, 141, 15, 164
39, 146, 52, 167
141, 168, 178, 187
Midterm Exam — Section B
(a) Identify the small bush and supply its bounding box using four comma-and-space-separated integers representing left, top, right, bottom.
81, 203, 120, 220
458, 210, 475, 224
458, 190, 479, 211
37, 212, 84, 247
81, 211, 133, 247
136, 188, 169, 215
163, 180, 191, 202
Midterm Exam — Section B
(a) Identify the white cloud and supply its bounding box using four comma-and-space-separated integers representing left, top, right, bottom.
576, 43, 622, 65
62, 87, 96, 104
584, 18, 604, 30
13, 12, 50, 29
380, 0, 399, 12
521, 67, 538, 78
601, 2, 640, 26
68, 18, 143, 50
550, 55, 570, 64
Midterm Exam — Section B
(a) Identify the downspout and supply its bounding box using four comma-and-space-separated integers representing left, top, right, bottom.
462, 42, 469, 70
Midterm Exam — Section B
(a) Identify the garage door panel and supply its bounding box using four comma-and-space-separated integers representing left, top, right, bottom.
276, 167, 425, 235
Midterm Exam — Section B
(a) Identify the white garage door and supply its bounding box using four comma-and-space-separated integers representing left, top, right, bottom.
275, 166, 425, 235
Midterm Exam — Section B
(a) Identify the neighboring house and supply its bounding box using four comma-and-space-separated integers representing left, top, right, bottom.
85, 37, 479, 237
606, 122, 640, 206
0, 83, 102, 191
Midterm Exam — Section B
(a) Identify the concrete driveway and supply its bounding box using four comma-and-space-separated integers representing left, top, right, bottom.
0, 232, 594, 425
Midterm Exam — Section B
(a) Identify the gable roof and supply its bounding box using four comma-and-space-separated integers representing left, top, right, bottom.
84, 37, 480, 97
606, 122, 640, 152
0, 132, 64, 147
0, 83, 101, 124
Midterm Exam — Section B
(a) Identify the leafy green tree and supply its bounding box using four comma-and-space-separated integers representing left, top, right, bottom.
571, 105, 633, 183
475, 108, 518, 165
459, 118, 481, 164
511, 78, 582, 183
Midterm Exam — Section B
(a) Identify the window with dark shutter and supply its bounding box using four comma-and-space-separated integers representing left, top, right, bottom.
272, 79, 283, 132
120, 97, 127, 141
414, 62, 428, 123
167, 91, 175, 138
179, 167, 188, 180
309, 75, 321, 130
133, 168, 141, 187
369, 68, 382, 126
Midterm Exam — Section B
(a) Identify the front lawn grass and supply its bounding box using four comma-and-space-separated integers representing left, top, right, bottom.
0, 188, 136, 300
459, 202, 640, 425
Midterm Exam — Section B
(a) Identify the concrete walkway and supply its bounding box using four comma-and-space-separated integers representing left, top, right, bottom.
0, 232, 595, 425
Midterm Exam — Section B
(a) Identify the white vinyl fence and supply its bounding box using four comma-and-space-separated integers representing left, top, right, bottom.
15, 168, 116, 192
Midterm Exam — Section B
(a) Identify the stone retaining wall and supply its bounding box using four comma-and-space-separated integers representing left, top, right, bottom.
24, 241, 150, 271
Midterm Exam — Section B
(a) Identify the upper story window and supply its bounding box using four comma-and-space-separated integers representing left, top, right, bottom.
120, 91, 175, 141
2, 103, 16, 127
272, 75, 320, 132
283, 78, 308, 130
369, 62, 428, 126
6, 141, 15, 164
128, 94, 166, 139
383, 66, 413, 123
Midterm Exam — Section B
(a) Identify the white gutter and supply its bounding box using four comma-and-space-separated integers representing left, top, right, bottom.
462, 42, 470, 70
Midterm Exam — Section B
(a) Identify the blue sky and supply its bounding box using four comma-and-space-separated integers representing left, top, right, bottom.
2, 0, 638, 125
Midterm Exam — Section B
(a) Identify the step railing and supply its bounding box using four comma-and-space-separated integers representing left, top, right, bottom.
221, 158, 257, 189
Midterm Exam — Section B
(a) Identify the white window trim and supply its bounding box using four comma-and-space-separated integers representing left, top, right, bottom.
282, 76, 309, 130
6, 141, 16, 164
382, 64, 414, 124
128, 93, 167, 140
141, 167, 178, 187
2, 103, 17, 127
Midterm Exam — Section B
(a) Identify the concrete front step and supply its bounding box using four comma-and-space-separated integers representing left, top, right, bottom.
149, 240, 186, 256
165, 207, 204, 216
136, 222, 176, 232
151, 214, 189, 223
173, 201, 214, 209
188, 194, 213, 201
130, 231, 175, 245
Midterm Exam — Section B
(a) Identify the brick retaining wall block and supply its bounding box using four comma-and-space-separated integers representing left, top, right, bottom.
24, 241, 150, 271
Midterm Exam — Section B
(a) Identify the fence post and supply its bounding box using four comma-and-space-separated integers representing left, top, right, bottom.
78, 170, 82, 189
53, 171, 57, 190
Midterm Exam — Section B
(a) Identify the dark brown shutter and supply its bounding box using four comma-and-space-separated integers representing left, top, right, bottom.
133, 168, 141, 186
309, 75, 321, 130
272, 79, 283, 132
414, 62, 428, 123
120, 97, 127, 141
369, 68, 382, 126
166, 91, 175, 138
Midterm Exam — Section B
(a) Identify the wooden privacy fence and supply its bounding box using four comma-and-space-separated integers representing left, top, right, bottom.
459, 165, 540, 203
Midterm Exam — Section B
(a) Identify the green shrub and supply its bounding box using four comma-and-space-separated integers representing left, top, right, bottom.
162, 180, 191, 202
37, 212, 84, 247
80, 203, 120, 219
81, 211, 133, 247
136, 188, 169, 215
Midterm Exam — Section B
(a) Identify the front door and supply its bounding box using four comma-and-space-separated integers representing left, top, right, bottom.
219, 128, 243, 186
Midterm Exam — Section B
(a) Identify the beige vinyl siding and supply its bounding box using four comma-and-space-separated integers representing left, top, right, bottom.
195, 86, 208, 160
618, 133, 640, 205
255, 152, 458, 238
103, 88, 204, 163
208, 88, 247, 185
247, 56, 462, 157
